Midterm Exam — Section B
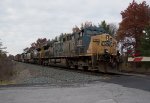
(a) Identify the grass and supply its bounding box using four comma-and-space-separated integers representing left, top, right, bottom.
0, 80, 15, 85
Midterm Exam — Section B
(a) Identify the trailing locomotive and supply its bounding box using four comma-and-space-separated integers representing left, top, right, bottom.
15, 24, 119, 73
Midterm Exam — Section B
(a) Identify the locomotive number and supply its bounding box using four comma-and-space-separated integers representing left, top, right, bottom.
101, 41, 112, 46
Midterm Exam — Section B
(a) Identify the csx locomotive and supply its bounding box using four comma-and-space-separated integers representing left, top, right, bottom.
15, 25, 119, 72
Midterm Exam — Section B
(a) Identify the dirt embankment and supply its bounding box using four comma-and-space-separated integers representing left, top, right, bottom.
0, 61, 32, 85
0, 58, 15, 81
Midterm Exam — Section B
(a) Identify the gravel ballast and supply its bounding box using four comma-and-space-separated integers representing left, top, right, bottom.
13, 62, 109, 86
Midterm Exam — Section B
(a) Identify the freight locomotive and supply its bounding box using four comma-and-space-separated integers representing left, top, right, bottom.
15, 24, 120, 72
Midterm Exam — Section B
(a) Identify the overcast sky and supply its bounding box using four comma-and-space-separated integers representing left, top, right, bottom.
0, 0, 147, 55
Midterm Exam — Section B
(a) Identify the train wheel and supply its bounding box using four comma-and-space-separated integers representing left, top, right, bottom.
83, 66, 88, 71
74, 65, 78, 69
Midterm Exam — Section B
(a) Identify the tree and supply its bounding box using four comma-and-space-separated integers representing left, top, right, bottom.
0, 40, 14, 80
81, 21, 93, 28
99, 20, 117, 36
0, 40, 7, 57
99, 20, 109, 33
23, 47, 29, 53
117, 0, 150, 50
139, 25, 150, 56
108, 23, 118, 36
36, 38, 47, 48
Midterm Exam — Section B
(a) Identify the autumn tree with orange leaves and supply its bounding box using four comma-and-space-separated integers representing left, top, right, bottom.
117, 0, 150, 50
